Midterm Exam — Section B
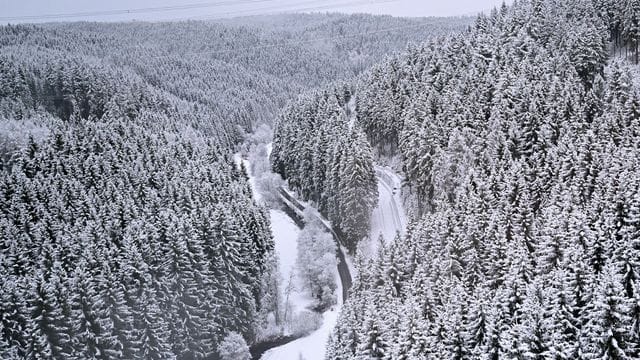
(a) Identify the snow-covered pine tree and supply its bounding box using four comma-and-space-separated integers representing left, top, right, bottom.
337, 126, 378, 253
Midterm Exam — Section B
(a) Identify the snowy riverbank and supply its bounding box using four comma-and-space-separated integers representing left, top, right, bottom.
234, 151, 342, 360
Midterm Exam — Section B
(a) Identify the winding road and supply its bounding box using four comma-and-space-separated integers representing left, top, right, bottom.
251, 104, 408, 359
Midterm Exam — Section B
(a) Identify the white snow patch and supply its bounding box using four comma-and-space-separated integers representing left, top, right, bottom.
364, 166, 407, 259
269, 209, 299, 291
269, 207, 316, 333
261, 267, 342, 360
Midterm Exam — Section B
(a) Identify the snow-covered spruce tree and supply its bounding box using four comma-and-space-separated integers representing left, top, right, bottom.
580, 264, 635, 359
337, 127, 378, 253
622, 0, 640, 64
24, 271, 74, 359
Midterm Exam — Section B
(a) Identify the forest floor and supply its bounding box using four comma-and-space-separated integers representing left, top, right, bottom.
233, 154, 314, 328
269, 187, 349, 360
235, 151, 342, 360
258, 207, 341, 360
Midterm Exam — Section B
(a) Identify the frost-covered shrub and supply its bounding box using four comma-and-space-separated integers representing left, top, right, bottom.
248, 142, 271, 176
247, 124, 273, 148
217, 332, 251, 360
0, 116, 51, 170
296, 216, 338, 310
289, 310, 323, 337
255, 312, 282, 342
256, 171, 285, 208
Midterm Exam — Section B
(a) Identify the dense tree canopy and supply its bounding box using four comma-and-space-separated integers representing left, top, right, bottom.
271, 87, 378, 253
324, 0, 640, 358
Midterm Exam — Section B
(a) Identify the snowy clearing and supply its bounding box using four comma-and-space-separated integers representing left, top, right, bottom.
269, 209, 302, 304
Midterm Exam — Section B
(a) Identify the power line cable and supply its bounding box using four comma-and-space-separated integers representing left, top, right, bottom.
0, 0, 283, 22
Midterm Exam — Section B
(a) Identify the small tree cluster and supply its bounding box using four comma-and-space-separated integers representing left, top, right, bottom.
296, 210, 339, 310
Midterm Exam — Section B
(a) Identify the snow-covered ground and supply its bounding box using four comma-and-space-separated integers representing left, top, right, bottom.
235, 151, 341, 359
234, 153, 314, 321
363, 165, 408, 258
269, 209, 303, 305
269, 211, 298, 280
261, 271, 342, 360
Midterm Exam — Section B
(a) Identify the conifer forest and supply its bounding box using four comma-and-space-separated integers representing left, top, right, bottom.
2, 0, 640, 359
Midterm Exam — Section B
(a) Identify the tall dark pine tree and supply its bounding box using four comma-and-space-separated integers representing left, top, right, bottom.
624, 0, 640, 64
25, 273, 74, 359
581, 265, 634, 359
337, 126, 378, 253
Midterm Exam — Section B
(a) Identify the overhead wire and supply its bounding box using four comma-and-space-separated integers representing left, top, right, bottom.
1, 0, 396, 22
0, 0, 285, 22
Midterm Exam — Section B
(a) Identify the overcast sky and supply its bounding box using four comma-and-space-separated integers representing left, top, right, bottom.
1, 0, 512, 24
